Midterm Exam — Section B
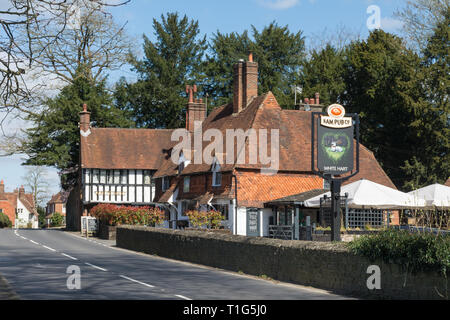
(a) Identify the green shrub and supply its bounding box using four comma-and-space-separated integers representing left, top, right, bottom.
185, 210, 225, 229
51, 212, 64, 227
0, 212, 12, 228
348, 228, 450, 276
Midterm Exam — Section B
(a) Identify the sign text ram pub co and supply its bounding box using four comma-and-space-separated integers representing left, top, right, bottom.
318, 104, 354, 175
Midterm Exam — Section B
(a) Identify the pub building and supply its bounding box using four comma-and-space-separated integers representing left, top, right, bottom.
67, 54, 398, 236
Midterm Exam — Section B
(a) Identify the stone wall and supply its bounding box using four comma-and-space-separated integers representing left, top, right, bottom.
117, 226, 448, 300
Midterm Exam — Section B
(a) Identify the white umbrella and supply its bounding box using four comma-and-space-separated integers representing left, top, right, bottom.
408, 184, 450, 208
304, 179, 420, 209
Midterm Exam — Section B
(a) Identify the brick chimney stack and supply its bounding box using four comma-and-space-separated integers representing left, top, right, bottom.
0, 180, 4, 194
19, 185, 25, 198
186, 84, 206, 132
233, 53, 258, 114
79, 103, 91, 133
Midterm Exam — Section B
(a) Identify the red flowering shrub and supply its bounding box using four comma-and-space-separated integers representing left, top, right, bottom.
90, 204, 165, 226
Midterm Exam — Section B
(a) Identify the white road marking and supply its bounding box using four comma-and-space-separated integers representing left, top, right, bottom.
119, 275, 155, 288
29, 240, 39, 245
42, 245, 56, 252
61, 253, 78, 261
85, 262, 107, 272
175, 294, 192, 300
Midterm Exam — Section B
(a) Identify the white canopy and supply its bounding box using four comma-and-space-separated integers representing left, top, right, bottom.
304, 179, 421, 209
408, 184, 450, 208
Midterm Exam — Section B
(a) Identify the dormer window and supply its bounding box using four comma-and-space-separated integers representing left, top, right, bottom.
212, 159, 222, 187
178, 151, 190, 175
162, 176, 170, 191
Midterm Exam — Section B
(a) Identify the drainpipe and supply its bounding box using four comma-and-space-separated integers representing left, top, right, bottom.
232, 173, 238, 235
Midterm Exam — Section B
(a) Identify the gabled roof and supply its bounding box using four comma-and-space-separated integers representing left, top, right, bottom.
48, 191, 69, 205
0, 191, 37, 216
153, 91, 396, 190
81, 128, 175, 170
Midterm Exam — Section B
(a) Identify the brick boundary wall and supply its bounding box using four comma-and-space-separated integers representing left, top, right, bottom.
0, 273, 19, 300
116, 226, 448, 300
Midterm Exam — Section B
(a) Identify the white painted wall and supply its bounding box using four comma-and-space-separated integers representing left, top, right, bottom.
236, 207, 247, 236
261, 208, 273, 237
15, 199, 38, 229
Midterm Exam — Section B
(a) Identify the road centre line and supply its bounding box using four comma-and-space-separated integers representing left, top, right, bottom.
175, 294, 192, 300
61, 253, 78, 260
119, 275, 155, 288
85, 262, 108, 272
42, 245, 56, 252
29, 240, 39, 245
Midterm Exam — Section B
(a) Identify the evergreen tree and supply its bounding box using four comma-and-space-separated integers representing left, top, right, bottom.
202, 31, 251, 107
251, 22, 305, 108
205, 22, 305, 109
341, 30, 422, 189
300, 44, 346, 106
23, 75, 133, 189
117, 12, 207, 128
402, 8, 450, 190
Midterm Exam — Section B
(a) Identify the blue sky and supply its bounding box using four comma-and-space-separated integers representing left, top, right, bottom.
0, 0, 407, 202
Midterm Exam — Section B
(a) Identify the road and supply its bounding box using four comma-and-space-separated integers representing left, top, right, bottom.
0, 229, 351, 300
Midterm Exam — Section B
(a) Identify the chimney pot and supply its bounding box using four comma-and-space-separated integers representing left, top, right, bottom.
315, 92, 320, 105
304, 98, 309, 104
79, 103, 91, 133
248, 52, 253, 62
0, 180, 4, 194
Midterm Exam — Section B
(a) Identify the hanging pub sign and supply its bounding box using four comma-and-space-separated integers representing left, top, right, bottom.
318, 104, 354, 175
311, 104, 359, 179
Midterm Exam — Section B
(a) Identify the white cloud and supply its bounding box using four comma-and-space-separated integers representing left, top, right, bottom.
258, 0, 300, 10
381, 17, 404, 31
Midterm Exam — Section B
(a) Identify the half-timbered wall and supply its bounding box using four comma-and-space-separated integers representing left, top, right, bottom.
82, 169, 155, 204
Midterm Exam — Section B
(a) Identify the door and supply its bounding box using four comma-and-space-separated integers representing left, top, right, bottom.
246, 208, 260, 237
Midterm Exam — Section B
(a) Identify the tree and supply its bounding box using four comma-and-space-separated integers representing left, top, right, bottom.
116, 12, 207, 129
250, 22, 305, 108
204, 22, 305, 109
22, 74, 134, 189
202, 31, 252, 107
0, 212, 12, 228
341, 30, 422, 189
0, 0, 130, 116
396, 0, 449, 51
22, 166, 51, 207
401, 8, 450, 189
300, 44, 346, 106
51, 212, 64, 227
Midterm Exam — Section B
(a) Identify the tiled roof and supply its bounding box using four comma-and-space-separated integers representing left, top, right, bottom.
81, 128, 174, 170
154, 177, 180, 203
236, 171, 324, 208
265, 188, 329, 205
154, 91, 396, 191
48, 191, 69, 204
0, 192, 37, 216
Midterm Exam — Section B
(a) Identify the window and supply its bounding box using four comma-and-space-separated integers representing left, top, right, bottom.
0, 209, 3, 213
212, 159, 222, 187
144, 170, 152, 185
213, 204, 229, 220
100, 170, 106, 184
120, 170, 127, 184
93, 169, 100, 183
113, 170, 120, 184
178, 151, 186, 175
183, 176, 190, 193
162, 177, 170, 191
106, 170, 113, 184
181, 201, 196, 216
323, 179, 330, 190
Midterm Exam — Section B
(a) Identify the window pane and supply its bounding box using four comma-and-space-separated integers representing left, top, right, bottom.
120, 170, 127, 184
114, 170, 120, 184
183, 176, 190, 192
100, 170, 106, 184
144, 170, 151, 185
93, 170, 99, 183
